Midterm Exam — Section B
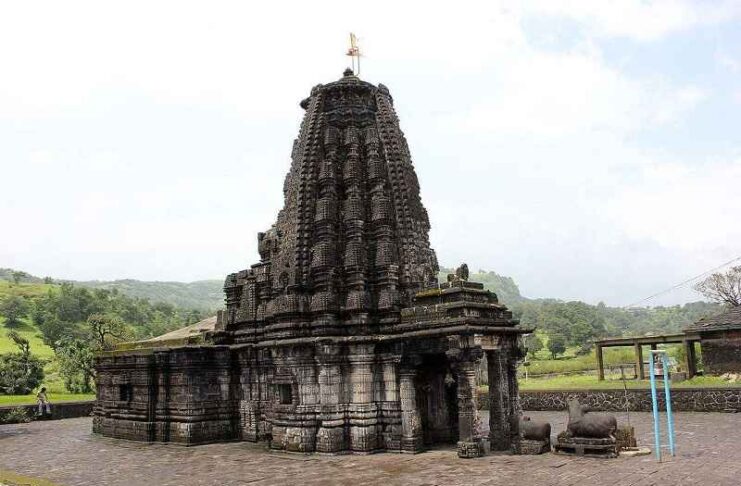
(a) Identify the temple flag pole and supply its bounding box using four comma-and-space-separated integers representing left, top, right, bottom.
346, 33, 361, 75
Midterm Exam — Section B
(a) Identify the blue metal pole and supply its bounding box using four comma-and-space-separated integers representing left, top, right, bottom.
649, 351, 661, 461
662, 352, 676, 456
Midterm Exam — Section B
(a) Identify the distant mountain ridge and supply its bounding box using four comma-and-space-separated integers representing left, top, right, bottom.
0, 268, 224, 311
75, 279, 224, 311
438, 267, 524, 305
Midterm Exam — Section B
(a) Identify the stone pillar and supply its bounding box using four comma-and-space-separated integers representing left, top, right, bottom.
596, 345, 605, 380
684, 340, 696, 379
379, 355, 402, 450
487, 343, 520, 453
347, 344, 378, 452
399, 368, 424, 453
382, 359, 399, 403
315, 344, 345, 453
634, 343, 645, 380
456, 356, 484, 458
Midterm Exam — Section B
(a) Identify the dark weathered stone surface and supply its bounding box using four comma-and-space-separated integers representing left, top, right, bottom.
700, 331, 741, 375
505, 388, 741, 412
685, 307, 741, 375
94, 71, 527, 456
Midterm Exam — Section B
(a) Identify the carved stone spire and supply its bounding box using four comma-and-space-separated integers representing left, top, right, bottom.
221, 71, 439, 342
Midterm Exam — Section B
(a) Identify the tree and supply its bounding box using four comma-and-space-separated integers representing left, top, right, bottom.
36, 315, 81, 349
87, 313, 129, 350
56, 339, 95, 393
10, 271, 28, 285
694, 265, 741, 307
0, 295, 29, 328
524, 334, 543, 358
54, 314, 130, 393
0, 331, 44, 395
7, 330, 30, 356
547, 335, 567, 359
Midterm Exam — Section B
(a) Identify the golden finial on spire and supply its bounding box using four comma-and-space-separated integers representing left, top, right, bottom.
346, 33, 361, 75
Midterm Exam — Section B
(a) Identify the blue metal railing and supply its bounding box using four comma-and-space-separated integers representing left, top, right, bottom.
649, 349, 675, 460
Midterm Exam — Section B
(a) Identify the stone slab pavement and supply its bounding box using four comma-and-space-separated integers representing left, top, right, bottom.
1, 411, 740, 486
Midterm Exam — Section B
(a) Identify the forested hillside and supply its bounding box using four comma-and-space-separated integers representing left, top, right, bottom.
438, 267, 523, 304
76, 279, 223, 312
436, 266, 722, 354
0, 273, 209, 396
0, 268, 223, 311
1, 267, 724, 350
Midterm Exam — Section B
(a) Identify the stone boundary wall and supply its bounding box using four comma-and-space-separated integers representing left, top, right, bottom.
477, 388, 741, 412
0, 400, 93, 424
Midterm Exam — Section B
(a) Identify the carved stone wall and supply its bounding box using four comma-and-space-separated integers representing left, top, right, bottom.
94, 346, 237, 445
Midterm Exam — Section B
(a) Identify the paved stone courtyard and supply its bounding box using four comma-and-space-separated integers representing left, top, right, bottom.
1, 411, 740, 485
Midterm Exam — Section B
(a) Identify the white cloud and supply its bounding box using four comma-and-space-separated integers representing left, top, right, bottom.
451, 47, 704, 138
608, 160, 741, 253
523, 0, 741, 41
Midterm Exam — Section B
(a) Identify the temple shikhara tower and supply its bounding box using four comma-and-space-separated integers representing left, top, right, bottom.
94, 69, 527, 458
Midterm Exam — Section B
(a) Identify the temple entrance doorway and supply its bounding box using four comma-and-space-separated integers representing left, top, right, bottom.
416, 354, 459, 446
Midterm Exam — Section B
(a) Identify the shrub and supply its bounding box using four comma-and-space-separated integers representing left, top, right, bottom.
0, 353, 45, 394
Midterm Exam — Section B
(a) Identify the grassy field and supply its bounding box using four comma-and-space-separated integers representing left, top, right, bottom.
0, 282, 86, 404
0, 319, 55, 358
0, 281, 56, 358
517, 374, 738, 390
523, 342, 695, 376
0, 280, 56, 300
0, 393, 95, 406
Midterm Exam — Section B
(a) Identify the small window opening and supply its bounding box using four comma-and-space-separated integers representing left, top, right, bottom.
278, 384, 293, 404
119, 384, 133, 402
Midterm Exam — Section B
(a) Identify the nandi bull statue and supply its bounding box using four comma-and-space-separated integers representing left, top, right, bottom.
566, 398, 617, 438
554, 398, 619, 458
518, 415, 551, 454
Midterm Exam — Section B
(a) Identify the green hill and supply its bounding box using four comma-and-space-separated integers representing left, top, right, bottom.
438, 267, 523, 304
74, 279, 224, 312
0, 281, 56, 358
0, 269, 224, 312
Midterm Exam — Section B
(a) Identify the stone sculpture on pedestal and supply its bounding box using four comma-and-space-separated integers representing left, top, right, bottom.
555, 398, 619, 458
519, 416, 551, 454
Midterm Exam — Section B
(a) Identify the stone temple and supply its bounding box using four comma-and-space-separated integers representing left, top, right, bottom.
94, 69, 528, 458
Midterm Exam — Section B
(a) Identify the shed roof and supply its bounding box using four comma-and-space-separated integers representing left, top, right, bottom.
684, 306, 741, 333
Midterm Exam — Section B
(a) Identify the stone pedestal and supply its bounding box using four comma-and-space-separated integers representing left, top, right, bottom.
555, 433, 618, 458
519, 438, 550, 454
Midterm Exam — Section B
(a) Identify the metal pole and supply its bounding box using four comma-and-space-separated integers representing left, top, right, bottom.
661, 352, 676, 456
649, 351, 661, 461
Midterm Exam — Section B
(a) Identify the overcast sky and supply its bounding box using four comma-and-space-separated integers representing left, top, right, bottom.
2, 1, 740, 306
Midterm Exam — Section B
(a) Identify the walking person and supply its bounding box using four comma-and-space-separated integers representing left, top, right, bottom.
36, 387, 51, 417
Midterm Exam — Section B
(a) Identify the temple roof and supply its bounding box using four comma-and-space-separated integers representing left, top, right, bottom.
684, 306, 741, 333
137, 315, 216, 345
